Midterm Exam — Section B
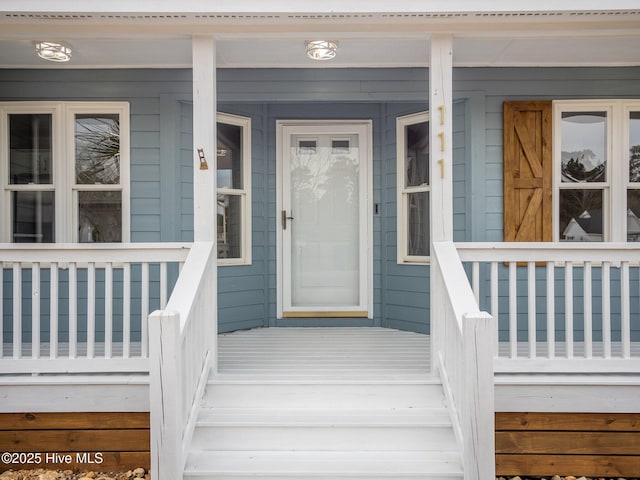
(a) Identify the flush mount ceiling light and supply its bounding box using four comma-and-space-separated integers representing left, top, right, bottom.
36, 42, 72, 62
305, 40, 338, 61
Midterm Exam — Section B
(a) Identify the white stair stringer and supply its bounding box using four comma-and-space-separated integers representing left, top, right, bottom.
183, 374, 463, 480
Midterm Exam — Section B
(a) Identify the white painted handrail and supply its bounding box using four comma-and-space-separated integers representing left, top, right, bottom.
456, 242, 640, 373
0, 243, 190, 373
432, 241, 495, 480
149, 241, 216, 480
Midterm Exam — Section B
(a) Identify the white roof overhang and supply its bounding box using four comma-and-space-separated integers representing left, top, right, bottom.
0, 2, 639, 68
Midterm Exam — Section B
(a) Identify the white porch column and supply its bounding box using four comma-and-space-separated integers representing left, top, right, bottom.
429, 34, 453, 243
429, 34, 453, 373
191, 35, 218, 366
192, 35, 217, 241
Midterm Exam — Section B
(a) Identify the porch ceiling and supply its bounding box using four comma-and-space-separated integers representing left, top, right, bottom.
1, 35, 640, 69
0, 7, 639, 68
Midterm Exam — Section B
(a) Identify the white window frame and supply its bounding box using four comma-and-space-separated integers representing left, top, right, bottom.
217, 112, 252, 265
0, 101, 130, 243
553, 99, 640, 242
396, 111, 430, 264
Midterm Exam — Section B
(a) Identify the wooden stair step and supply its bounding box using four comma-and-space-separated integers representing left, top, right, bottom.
196, 407, 452, 426
184, 450, 464, 479
203, 380, 446, 409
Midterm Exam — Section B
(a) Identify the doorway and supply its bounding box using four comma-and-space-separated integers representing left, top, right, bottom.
277, 121, 372, 318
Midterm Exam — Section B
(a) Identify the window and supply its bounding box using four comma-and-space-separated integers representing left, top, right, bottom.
627, 107, 640, 241
217, 113, 251, 264
554, 100, 640, 242
397, 112, 430, 263
1, 102, 129, 243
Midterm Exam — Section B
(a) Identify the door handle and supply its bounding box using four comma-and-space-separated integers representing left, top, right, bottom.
282, 210, 294, 230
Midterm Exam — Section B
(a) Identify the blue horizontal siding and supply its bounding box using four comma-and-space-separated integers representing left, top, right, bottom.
2, 66, 640, 341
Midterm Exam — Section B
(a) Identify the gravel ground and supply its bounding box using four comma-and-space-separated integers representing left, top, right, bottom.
0, 468, 149, 480
1, 471, 638, 480
497, 477, 640, 480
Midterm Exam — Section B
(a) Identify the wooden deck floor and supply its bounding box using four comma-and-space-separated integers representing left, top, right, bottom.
217, 327, 432, 379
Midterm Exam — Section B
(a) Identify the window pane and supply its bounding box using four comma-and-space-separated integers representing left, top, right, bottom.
561, 112, 607, 183
332, 139, 350, 154
9, 114, 53, 185
297, 140, 317, 155
405, 121, 429, 187
75, 114, 120, 185
407, 192, 430, 256
78, 191, 122, 242
12, 191, 54, 243
559, 189, 603, 242
627, 190, 640, 241
217, 122, 243, 190
217, 194, 242, 259
630, 112, 640, 182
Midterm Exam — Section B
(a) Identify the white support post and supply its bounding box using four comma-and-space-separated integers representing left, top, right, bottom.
192, 35, 217, 242
192, 35, 218, 372
463, 311, 496, 480
429, 34, 453, 371
429, 34, 453, 244
149, 310, 182, 480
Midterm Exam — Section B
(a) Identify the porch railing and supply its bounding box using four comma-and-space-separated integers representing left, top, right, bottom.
457, 242, 640, 373
149, 241, 216, 480
432, 241, 495, 480
0, 243, 190, 374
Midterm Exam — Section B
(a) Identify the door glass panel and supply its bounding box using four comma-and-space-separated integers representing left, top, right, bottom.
217, 122, 243, 189
9, 114, 53, 185
332, 139, 350, 153
559, 189, 603, 242
405, 121, 429, 187
289, 134, 360, 307
75, 114, 120, 184
12, 191, 54, 243
78, 191, 122, 242
298, 140, 317, 154
561, 112, 607, 183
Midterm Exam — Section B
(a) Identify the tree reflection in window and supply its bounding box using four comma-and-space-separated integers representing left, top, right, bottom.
560, 112, 606, 184
75, 114, 120, 185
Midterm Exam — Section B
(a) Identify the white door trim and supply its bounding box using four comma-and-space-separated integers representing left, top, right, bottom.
276, 119, 373, 319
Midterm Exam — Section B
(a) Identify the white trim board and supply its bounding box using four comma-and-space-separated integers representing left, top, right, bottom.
0, 375, 149, 412
495, 374, 640, 413
2, 1, 639, 14
2, 374, 638, 414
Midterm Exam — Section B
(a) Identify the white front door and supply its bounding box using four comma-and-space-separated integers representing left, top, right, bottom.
278, 121, 372, 318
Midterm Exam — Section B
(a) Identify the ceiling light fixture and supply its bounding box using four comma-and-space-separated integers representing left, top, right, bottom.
36, 42, 72, 62
305, 40, 338, 61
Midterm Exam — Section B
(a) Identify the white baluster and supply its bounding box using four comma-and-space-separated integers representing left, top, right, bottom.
546, 261, 555, 359
509, 262, 517, 358
602, 262, 611, 358
528, 262, 536, 359
565, 262, 573, 359
105, 263, 113, 359
584, 262, 592, 359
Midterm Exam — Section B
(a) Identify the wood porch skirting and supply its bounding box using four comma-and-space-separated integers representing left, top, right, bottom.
3, 411, 639, 476
0, 412, 150, 473
496, 412, 640, 478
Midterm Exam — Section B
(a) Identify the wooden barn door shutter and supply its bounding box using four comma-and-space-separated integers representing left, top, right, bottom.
503, 101, 553, 242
